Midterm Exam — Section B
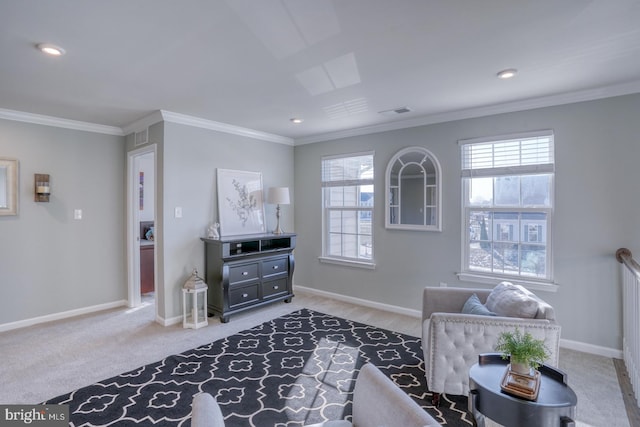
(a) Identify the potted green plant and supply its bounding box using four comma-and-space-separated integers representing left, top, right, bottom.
495, 328, 550, 375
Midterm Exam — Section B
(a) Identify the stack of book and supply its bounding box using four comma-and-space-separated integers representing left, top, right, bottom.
500, 365, 541, 401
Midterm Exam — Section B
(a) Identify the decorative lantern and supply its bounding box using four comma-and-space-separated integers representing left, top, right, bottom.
182, 269, 208, 329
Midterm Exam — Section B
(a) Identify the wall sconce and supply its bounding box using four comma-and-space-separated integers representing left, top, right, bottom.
34, 174, 50, 202
267, 187, 290, 235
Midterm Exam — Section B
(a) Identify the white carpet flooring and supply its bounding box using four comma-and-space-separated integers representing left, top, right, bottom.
0, 290, 631, 426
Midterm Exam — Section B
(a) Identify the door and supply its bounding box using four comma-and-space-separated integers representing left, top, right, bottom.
127, 146, 157, 312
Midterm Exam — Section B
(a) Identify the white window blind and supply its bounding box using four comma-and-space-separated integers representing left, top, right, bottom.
461, 130, 554, 178
322, 154, 374, 188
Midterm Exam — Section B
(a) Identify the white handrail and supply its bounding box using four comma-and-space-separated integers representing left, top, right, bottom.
617, 248, 640, 408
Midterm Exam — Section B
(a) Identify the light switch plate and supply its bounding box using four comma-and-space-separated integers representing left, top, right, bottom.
175, 207, 182, 218
74, 209, 82, 220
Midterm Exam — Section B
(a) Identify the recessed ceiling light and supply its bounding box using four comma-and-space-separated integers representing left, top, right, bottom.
497, 68, 517, 79
36, 43, 66, 56
290, 118, 303, 124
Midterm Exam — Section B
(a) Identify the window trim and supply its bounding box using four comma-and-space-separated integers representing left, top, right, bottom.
459, 130, 555, 288
385, 146, 442, 231
321, 151, 375, 268
456, 272, 559, 292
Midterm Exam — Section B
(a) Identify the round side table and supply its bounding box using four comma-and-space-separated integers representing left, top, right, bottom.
469, 353, 577, 427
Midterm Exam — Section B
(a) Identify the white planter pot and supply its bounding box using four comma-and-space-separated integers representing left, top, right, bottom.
510, 361, 532, 375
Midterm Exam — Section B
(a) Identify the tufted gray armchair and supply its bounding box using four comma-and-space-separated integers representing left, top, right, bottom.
421, 286, 561, 405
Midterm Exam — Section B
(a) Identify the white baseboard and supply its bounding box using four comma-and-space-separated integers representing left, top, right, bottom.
156, 314, 182, 327
560, 338, 623, 359
296, 285, 624, 359
0, 300, 128, 333
295, 285, 422, 318
1, 289, 624, 360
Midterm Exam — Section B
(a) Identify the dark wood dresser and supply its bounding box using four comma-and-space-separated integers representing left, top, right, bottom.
201, 233, 295, 322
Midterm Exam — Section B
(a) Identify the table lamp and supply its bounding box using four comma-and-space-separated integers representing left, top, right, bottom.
267, 187, 290, 235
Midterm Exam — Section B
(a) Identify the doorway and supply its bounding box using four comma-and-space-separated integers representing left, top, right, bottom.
127, 145, 157, 318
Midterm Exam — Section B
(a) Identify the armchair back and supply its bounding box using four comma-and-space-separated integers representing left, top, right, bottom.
422, 286, 561, 397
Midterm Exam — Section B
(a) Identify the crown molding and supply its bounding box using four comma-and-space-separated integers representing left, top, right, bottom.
0, 108, 123, 136
160, 110, 294, 146
121, 111, 164, 135
3, 79, 639, 144
294, 80, 640, 145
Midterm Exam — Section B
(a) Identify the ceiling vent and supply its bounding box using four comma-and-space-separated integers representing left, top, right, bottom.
134, 128, 148, 146
378, 107, 412, 116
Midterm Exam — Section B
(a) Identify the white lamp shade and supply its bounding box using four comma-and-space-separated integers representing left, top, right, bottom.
267, 187, 290, 205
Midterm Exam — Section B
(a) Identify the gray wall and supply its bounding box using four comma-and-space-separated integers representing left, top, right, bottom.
2, 93, 637, 352
159, 122, 295, 320
0, 116, 294, 326
293, 93, 640, 351
0, 119, 126, 324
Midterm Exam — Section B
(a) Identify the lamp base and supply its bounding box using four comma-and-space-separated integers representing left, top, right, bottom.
273, 204, 284, 234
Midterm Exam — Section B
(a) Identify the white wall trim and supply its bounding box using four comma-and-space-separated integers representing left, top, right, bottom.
0, 300, 128, 333
160, 110, 294, 145
4, 78, 639, 145
294, 79, 640, 145
121, 110, 164, 135
0, 287, 624, 358
456, 272, 560, 293
560, 338, 622, 359
295, 285, 421, 318
156, 314, 182, 327
296, 285, 624, 358
0, 108, 124, 136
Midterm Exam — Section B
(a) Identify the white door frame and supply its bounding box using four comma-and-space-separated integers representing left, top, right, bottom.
126, 144, 158, 318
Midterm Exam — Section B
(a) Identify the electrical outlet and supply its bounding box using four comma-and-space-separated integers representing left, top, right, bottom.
74, 209, 82, 220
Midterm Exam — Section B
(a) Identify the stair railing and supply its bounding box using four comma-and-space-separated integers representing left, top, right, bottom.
617, 248, 640, 407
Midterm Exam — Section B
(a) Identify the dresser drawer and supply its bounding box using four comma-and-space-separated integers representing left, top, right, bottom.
262, 278, 288, 299
229, 284, 259, 308
262, 257, 288, 279
228, 262, 259, 285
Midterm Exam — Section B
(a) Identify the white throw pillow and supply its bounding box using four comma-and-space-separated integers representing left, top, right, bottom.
485, 282, 540, 318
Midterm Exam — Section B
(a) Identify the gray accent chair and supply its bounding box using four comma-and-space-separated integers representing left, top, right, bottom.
191, 363, 441, 427
422, 286, 561, 405
191, 392, 224, 427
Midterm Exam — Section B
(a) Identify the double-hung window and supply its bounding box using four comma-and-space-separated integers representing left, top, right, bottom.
321, 152, 374, 268
460, 131, 554, 286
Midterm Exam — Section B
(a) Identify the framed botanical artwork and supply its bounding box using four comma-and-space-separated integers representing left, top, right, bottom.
217, 168, 266, 237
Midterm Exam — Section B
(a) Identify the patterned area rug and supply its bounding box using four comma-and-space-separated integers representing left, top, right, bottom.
46, 308, 473, 426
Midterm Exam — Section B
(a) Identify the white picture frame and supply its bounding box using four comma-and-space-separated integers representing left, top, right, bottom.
217, 168, 265, 237
0, 158, 19, 216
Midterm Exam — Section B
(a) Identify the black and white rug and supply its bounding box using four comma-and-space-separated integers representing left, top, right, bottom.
46, 308, 473, 426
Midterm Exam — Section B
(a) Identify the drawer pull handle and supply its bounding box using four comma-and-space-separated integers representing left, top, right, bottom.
273, 285, 279, 290
242, 271, 249, 276
242, 293, 249, 298
273, 266, 279, 270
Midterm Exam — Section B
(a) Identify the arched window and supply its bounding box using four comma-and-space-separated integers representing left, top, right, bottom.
385, 147, 441, 231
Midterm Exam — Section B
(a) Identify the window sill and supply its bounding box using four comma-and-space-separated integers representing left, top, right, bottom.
456, 272, 559, 293
319, 256, 376, 270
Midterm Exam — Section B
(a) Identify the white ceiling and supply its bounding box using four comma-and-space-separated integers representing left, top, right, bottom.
1, 0, 640, 144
